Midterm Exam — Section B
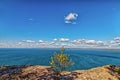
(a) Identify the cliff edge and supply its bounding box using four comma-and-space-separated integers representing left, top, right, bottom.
0, 65, 120, 80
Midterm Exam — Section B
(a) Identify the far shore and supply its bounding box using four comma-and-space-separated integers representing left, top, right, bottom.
0, 47, 120, 50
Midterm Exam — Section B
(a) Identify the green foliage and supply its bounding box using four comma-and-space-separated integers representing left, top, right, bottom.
50, 47, 74, 75
116, 66, 120, 74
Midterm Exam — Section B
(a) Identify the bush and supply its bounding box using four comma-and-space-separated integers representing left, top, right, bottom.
50, 47, 74, 76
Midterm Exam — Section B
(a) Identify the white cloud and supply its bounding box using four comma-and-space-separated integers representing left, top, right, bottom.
65, 13, 78, 20
65, 21, 71, 23
38, 40, 44, 43
16, 42, 23, 45
114, 37, 120, 40
38, 40, 49, 47
53, 43, 60, 46
85, 40, 104, 46
53, 38, 57, 41
106, 37, 120, 48
39, 43, 47, 45
85, 40, 96, 44
71, 39, 104, 47
65, 13, 78, 24
50, 42, 56, 45
114, 37, 120, 43
1, 37, 120, 49
59, 38, 70, 42
22, 40, 35, 43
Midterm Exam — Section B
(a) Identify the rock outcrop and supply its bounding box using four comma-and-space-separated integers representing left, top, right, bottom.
0, 65, 120, 80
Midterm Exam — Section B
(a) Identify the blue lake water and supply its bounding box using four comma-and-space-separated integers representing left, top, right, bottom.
0, 48, 120, 70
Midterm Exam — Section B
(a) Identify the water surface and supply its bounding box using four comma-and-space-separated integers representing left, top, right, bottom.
0, 48, 120, 70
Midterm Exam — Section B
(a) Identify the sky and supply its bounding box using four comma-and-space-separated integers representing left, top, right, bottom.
0, 0, 120, 48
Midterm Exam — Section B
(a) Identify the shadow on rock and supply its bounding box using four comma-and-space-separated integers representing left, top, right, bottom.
38, 68, 81, 80
0, 65, 30, 79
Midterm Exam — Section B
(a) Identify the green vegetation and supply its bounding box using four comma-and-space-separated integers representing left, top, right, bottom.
50, 47, 74, 77
116, 66, 120, 74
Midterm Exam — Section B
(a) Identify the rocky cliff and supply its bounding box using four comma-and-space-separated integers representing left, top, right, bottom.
0, 65, 120, 80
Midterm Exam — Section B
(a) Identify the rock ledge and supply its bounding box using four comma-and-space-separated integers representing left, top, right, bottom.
0, 65, 120, 80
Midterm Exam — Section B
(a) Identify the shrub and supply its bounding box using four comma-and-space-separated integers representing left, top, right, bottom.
50, 47, 74, 76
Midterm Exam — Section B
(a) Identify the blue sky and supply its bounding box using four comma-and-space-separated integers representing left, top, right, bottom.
0, 0, 120, 48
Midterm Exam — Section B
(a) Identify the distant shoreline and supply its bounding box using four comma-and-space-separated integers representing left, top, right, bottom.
0, 47, 120, 51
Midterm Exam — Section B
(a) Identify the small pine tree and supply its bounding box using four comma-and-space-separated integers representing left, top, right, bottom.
50, 47, 74, 77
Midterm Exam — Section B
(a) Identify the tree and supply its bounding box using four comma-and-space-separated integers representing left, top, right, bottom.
50, 47, 74, 77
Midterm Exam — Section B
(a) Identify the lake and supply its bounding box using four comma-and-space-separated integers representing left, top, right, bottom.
0, 48, 120, 70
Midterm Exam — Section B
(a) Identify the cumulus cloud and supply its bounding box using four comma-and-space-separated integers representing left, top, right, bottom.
85, 40, 96, 44
71, 39, 104, 47
114, 37, 120, 43
60, 43, 68, 46
53, 38, 57, 41
38, 40, 49, 47
65, 13, 78, 20
16, 42, 23, 45
114, 37, 120, 40
22, 40, 35, 43
39, 43, 47, 45
1, 37, 120, 49
59, 38, 70, 42
65, 21, 71, 24
38, 40, 44, 43
107, 37, 120, 48
65, 13, 78, 24
38, 40, 48, 45
50, 42, 56, 45
85, 40, 104, 45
